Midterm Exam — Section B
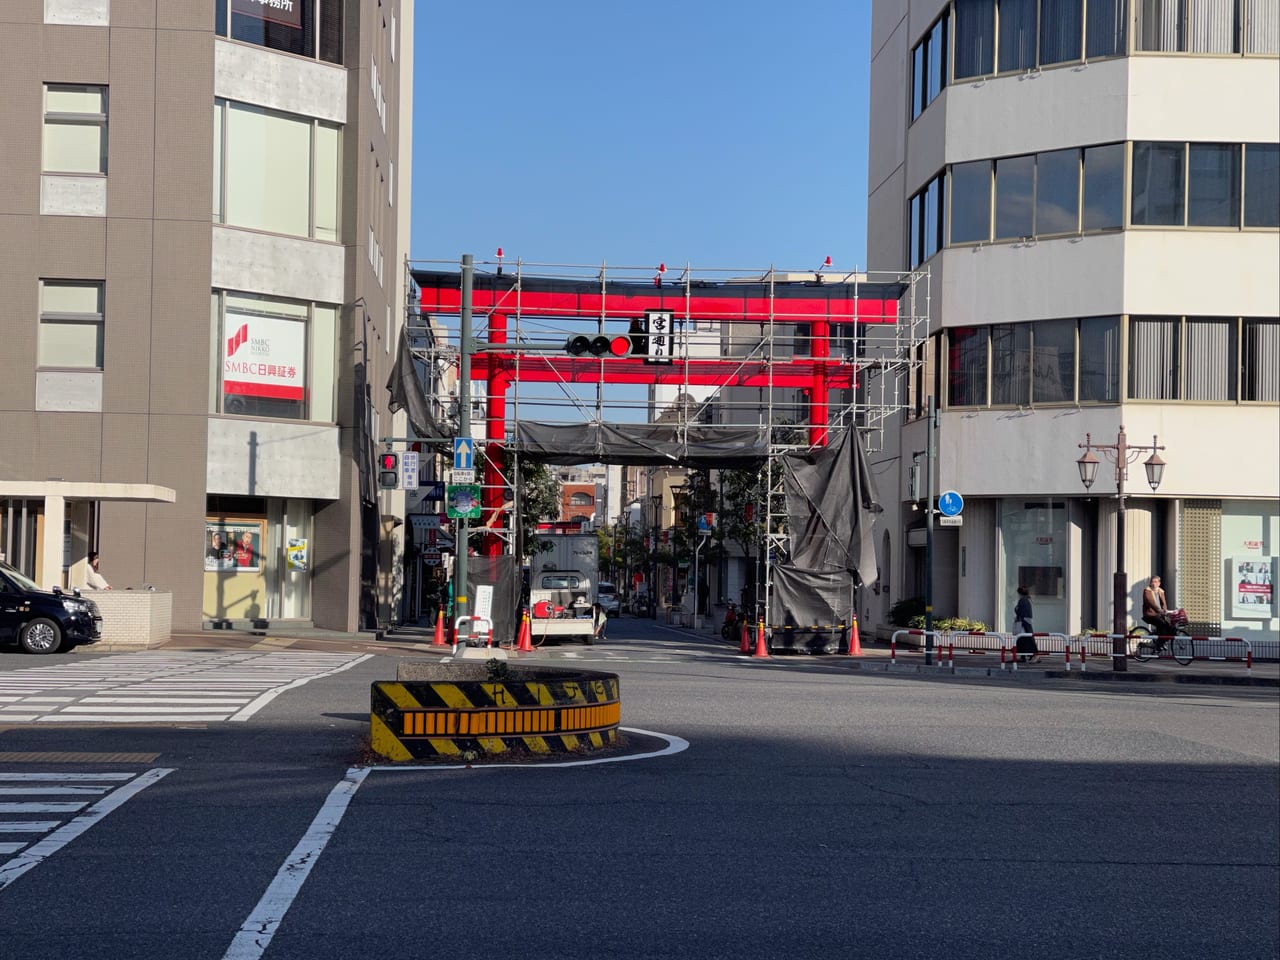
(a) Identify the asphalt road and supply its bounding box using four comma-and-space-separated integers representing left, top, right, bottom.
1, 618, 1277, 960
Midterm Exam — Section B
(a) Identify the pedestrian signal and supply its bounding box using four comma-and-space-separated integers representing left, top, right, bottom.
378, 452, 399, 489
565, 334, 632, 358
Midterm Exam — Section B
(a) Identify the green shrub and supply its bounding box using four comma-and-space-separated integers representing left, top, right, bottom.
905, 615, 988, 632
889, 596, 926, 627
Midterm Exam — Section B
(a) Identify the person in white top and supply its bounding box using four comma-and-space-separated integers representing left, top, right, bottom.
85, 551, 111, 590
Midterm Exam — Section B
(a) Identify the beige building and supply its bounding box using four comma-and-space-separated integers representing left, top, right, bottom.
0, 0, 415, 632
866, 1, 1279, 641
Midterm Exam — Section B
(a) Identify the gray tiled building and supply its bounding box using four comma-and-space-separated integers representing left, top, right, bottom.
0, 0, 414, 633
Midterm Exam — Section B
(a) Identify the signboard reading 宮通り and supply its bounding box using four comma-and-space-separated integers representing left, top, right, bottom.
231, 0, 304, 29
223, 312, 306, 402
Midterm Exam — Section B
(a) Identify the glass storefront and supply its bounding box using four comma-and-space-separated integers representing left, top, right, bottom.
203, 496, 313, 622
1000, 498, 1069, 635
1220, 500, 1278, 640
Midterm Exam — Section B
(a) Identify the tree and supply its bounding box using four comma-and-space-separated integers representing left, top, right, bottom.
498, 450, 560, 561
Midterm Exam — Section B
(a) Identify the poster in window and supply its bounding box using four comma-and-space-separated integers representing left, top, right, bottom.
231, 0, 304, 30
286, 538, 309, 572
1229, 557, 1275, 619
223, 312, 306, 402
205, 521, 264, 573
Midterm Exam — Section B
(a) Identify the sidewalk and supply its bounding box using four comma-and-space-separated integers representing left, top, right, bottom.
675, 619, 1280, 687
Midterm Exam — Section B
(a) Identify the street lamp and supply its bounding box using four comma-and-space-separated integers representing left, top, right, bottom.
1077, 426, 1167, 672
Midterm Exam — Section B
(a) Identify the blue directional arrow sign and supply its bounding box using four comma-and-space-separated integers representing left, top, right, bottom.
453, 437, 474, 471
938, 490, 964, 517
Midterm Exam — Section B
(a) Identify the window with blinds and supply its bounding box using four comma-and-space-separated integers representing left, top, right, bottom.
1129, 318, 1180, 399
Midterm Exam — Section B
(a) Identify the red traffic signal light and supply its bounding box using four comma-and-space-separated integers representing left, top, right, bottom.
565, 334, 632, 358
378, 452, 399, 489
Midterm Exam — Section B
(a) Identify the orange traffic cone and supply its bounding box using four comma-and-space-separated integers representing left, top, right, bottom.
739, 618, 751, 654
516, 610, 533, 653
752, 620, 770, 659
847, 614, 862, 656
431, 607, 447, 647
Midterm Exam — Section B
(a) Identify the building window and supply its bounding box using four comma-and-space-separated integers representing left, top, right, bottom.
909, 171, 947, 267
999, 0, 1039, 71
1087, 0, 1129, 56
949, 159, 992, 243
955, 0, 997, 78
211, 291, 337, 422
1183, 318, 1238, 400
213, 99, 341, 241
1035, 148, 1082, 234
569, 492, 594, 507
1242, 319, 1280, 401
991, 323, 1032, 404
1138, 0, 1241, 53
1082, 142, 1125, 229
948, 317, 1121, 407
911, 14, 949, 121
43, 85, 107, 175
39, 281, 104, 369
994, 154, 1035, 239
1131, 141, 1186, 226
1031, 318, 1077, 403
1244, 143, 1280, 227
1078, 316, 1121, 402
947, 327, 989, 406
214, 0, 344, 65
1246, 0, 1280, 52
1187, 143, 1242, 227
1129, 317, 1180, 399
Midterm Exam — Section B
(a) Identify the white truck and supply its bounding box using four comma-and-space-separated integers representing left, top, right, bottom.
528, 533, 605, 645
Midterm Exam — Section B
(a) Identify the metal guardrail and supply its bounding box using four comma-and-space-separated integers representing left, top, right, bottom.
889, 629, 1262, 675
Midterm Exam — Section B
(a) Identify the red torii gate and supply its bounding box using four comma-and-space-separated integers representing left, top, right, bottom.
412, 268, 901, 554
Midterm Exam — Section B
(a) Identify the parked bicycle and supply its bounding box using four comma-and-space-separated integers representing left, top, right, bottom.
1127, 608, 1195, 665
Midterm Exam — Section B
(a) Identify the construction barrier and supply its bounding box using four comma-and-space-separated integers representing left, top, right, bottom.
888, 629, 944, 666
370, 664, 621, 761
453, 616, 493, 654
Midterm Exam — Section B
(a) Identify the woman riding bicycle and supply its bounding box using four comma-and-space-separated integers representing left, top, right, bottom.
1142, 575, 1174, 644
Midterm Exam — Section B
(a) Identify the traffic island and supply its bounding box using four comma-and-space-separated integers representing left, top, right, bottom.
369, 661, 621, 762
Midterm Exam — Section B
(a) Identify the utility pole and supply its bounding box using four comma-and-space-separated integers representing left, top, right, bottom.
453, 254, 473, 626
924, 395, 936, 665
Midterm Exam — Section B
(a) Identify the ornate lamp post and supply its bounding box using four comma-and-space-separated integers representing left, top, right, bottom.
1077, 426, 1167, 672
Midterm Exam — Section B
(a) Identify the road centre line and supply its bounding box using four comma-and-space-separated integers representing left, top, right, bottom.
223, 728, 689, 960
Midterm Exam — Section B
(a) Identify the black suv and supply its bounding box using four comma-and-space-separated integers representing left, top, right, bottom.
0, 560, 103, 654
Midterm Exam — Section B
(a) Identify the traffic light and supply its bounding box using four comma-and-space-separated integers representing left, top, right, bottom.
377, 452, 399, 489
564, 334, 632, 358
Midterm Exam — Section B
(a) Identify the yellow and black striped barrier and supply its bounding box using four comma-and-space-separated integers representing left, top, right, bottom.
370, 664, 620, 762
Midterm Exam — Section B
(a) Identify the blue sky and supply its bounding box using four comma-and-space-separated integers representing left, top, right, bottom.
410, 1, 875, 275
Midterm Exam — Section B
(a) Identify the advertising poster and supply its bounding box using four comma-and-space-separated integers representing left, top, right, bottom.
223, 312, 306, 402
446, 484, 482, 519
1230, 557, 1275, 619
231, 0, 304, 29
205, 521, 264, 573
286, 538, 309, 571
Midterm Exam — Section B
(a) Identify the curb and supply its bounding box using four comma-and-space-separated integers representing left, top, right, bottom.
1042, 669, 1278, 687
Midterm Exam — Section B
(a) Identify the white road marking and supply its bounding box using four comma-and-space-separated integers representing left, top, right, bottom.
0, 768, 172, 891
0, 773, 133, 782
0, 802, 89, 813
0, 652, 371, 724
0, 844, 24, 854
223, 767, 370, 960
0, 787, 109, 796
222, 728, 688, 959
0, 821, 61, 832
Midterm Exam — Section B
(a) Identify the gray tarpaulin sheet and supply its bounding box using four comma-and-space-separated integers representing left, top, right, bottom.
514, 421, 769, 469
386, 327, 453, 446
770, 428, 882, 653
467, 555, 520, 644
